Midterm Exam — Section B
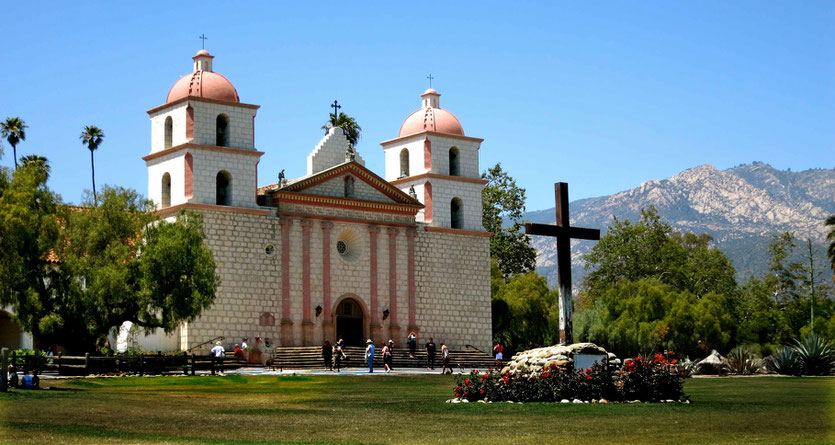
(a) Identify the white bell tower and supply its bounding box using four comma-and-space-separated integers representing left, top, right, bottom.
380, 89, 485, 231
144, 50, 262, 211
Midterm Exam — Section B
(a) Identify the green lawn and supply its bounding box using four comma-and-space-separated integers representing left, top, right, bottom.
1, 374, 833, 444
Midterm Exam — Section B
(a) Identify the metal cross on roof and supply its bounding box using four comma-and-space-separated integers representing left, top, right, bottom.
426, 74, 434, 88
330, 100, 341, 118
199, 34, 208, 49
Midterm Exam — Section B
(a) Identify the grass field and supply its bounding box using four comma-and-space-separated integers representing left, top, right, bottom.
1, 374, 833, 444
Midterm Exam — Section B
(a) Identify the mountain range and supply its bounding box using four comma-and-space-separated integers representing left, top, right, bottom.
523, 162, 835, 287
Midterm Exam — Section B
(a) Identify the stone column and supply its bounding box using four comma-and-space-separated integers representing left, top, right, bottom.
301, 219, 314, 346
387, 227, 401, 345
279, 218, 294, 346
406, 227, 419, 337
368, 225, 382, 341
320, 220, 335, 342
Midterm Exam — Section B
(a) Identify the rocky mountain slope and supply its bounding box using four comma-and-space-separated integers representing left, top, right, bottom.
524, 162, 835, 286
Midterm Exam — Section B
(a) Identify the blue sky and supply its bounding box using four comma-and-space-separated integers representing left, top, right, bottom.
1, 2, 832, 211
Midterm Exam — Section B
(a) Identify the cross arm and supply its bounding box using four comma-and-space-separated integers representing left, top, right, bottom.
524, 223, 600, 241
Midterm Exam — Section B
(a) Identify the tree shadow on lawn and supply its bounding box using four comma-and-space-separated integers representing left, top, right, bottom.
0, 421, 369, 445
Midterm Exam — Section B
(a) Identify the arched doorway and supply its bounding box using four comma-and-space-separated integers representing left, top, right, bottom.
0, 310, 22, 350
335, 298, 364, 346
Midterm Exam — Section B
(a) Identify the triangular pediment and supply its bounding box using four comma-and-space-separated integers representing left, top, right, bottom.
271, 161, 422, 208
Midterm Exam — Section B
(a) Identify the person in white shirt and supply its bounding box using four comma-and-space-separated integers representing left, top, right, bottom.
211, 341, 225, 358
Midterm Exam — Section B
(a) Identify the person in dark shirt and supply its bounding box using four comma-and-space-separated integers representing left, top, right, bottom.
425, 338, 437, 370
322, 340, 333, 371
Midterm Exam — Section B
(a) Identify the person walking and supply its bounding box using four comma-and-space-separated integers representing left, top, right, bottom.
382, 342, 392, 373
365, 339, 375, 373
493, 342, 504, 368
322, 340, 333, 371
441, 344, 451, 374
333, 343, 343, 373
387, 339, 395, 371
425, 338, 437, 370
407, 332, 417, 358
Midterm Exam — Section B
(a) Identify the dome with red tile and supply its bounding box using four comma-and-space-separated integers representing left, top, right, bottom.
398, 89, 464, 138
166, 51, 240, 104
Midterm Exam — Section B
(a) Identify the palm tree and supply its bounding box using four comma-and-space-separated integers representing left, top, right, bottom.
321, 112, 362, 146
1, 117, 28, 168
826, 215, 835, 277
19, 154, 50, 177
80, 125, 104, 205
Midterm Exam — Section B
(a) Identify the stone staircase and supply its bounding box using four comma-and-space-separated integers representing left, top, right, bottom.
266, 346, 497, 371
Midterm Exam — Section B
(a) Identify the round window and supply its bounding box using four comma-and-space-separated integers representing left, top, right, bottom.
335, 229, 360, 262
336, 240, 349, 256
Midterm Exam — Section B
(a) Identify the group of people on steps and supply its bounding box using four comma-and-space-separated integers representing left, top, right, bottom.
320, 332, 454, 374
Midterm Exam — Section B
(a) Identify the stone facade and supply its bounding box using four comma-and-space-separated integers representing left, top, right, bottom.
138, 51, 493, 353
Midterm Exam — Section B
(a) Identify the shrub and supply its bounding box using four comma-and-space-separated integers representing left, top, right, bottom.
727, 346, 762, 375
453, 352, 687, 403
791, 333, 835, 376
767, 347, 798, 376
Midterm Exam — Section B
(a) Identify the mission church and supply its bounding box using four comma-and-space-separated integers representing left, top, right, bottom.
123, 49, 493, 352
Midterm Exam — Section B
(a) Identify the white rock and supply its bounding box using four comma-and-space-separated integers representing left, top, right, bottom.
560, 399, 570, 403
572, 399, 583, 404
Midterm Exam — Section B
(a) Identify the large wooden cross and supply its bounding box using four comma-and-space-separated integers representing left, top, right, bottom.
525, 182, 600, 345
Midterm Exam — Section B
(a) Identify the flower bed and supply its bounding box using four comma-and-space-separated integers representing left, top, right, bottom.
452, 352, 687, 403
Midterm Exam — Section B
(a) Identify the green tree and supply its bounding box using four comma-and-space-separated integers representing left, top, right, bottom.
322, 112, 362, 146
19, 155, 50, 177
0, 163, 220, 352
1, 117, 27, 169
491, 262, 559, 355
581, 278, 733, 357
827, 215, 835, 277
584, 207, 736, 299
481, 163, 536, 278
79, 125, 104, 204
59, 187, 219, 351
0, 159, 62, 349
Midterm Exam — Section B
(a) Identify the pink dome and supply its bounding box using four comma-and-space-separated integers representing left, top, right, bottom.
166, 70, 240, 104
398, 107, 464, 137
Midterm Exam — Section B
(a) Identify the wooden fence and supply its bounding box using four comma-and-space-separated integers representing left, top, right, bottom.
4, 350, 242, 377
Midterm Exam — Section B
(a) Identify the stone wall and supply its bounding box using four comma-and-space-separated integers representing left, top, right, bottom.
414, 227, 492, 352
306, 127, 365, 175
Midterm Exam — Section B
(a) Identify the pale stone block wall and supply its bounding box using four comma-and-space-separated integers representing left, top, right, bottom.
383, 138, 425, 180
303, 174, 396, 203
414, 228, 492, 352
428, 179, 485, 231
191, 101, 257, 150
149, 103, 190, 154
184, 208, 282, 349
428, 135, 480, 179
307, 127, 365, 175
189, 149, 259, 209
147, 154, 186, 209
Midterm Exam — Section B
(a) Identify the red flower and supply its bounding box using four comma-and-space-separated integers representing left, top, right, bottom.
542, 372, 551, 378
464, 379, 470, 385
480, 389, 485, 394
671, 359, 678, 364
585, 375, 592, 380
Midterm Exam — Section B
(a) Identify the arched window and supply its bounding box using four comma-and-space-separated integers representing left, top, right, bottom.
451, 197, 463, 229
344, 175, 355, 198
216, 171, 231, 206
449, 147, 460, 176
164, 116, 173, 149
161, 173, 171, 208
216, 114, 229, 147
399, 148, 410, 178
